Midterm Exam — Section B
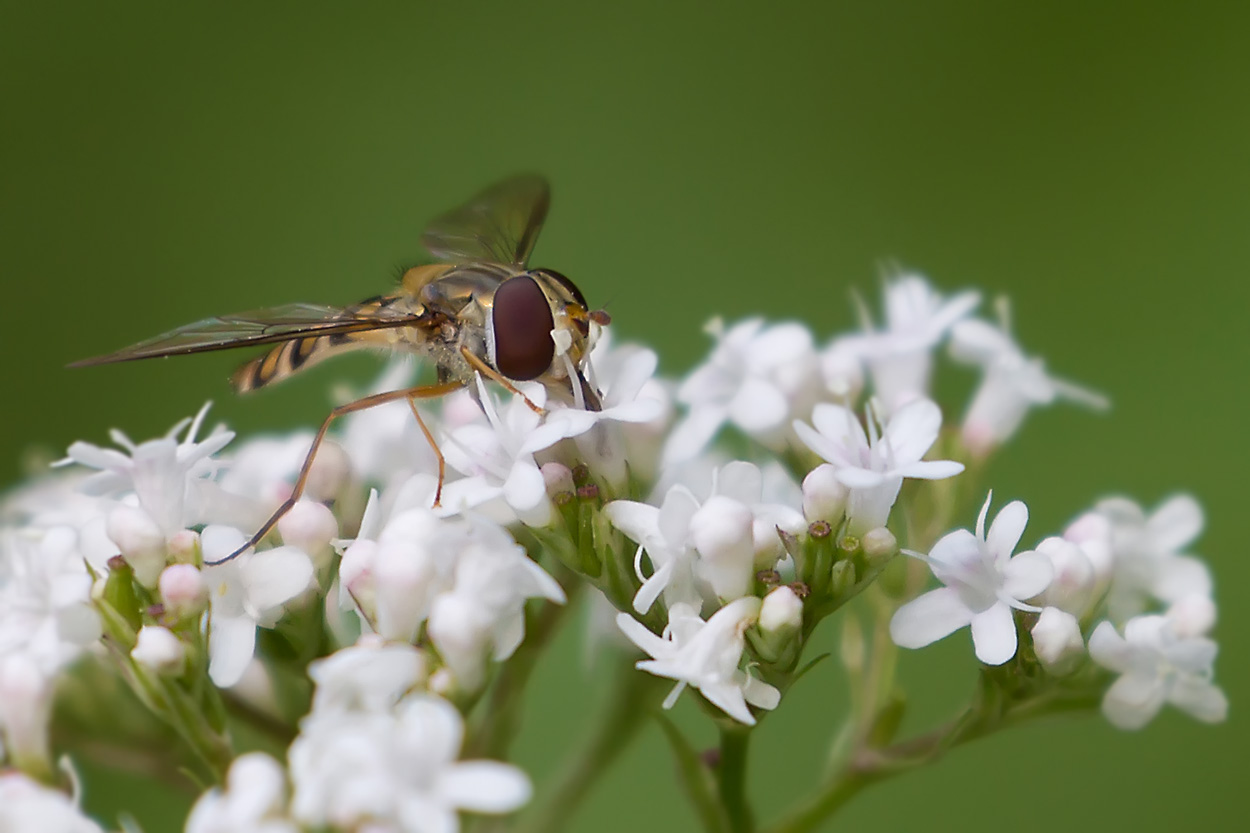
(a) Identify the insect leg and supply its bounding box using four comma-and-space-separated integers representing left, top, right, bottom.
205, 380, 467, 565
459, 347, 544, 414
406, 397, 446, 507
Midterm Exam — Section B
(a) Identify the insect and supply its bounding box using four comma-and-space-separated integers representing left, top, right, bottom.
72, 174, 609, 563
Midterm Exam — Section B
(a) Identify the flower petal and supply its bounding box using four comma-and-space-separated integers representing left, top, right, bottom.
240, 547, 314, 614
882, 398, 942, 465
1087, 621, 1133, 674
889, 587, 974, 649
1102, 671, 1166, 730
208, 616, 257, 687
1167, 677, 1228, 724
970, 603, 1017, 665
986, 500, 1028, 560
1147, 495, 1203, 552
439, 761, 532, 813
1001, 551, 1053, 601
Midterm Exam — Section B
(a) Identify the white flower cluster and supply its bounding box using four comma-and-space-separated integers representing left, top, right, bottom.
0, 270, 1226, 831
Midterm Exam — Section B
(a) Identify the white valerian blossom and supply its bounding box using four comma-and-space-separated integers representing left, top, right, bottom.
57, 403, 234, 538
794, 398, 964, 535
850, 272, 980, 414
949, 309, 1108, 456
339, 500, 563, 692
890, 494, 1053, 665
664, 318, 822, 466
616, 597, 780, 725
442, 378, 573, 527
289, 694, 531, 833
307, 637, 428, 715
185, 752, 298, 833
1088, 615, 1227, 730
1096, 495, 1211, 623
200, 526, 315, 687
606, 486, 702, 614
0, 652, 56, 774
0, 772, 104, 833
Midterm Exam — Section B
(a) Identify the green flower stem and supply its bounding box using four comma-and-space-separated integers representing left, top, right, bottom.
765, 690, 1102, 833
466, 578, 582, 760
719, 724, 755, 833
508, 665, 665, 833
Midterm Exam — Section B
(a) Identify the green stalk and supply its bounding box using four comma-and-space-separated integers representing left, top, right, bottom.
719, 725, 755, 833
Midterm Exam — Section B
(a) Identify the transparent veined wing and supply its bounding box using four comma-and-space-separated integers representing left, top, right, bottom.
69, 301, 420, 366
421, 174, 550, 267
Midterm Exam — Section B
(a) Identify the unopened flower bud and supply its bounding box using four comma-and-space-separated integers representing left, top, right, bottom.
759, 586, 803, 637
0, 654, 53, 775
304, 440, 351, 502
131, 626, 186, 674
1063, 511, 1114, 581
1035, 536, 1094, 615
541, 462, 574, 496
802, 464, 848, 524
429, 667, 456, 697
167, 529, 200, 565
158, 564, 208, 620
1031, 607, 1084, 674
690, 496, 755, 600
106, 505, 166, 588
428, 594, 489, 693
1166, 594, 1216, 638
861, 527, 897, 565
278, 500, 339, 569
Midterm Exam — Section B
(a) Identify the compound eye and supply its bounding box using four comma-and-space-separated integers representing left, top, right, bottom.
490, 275, 555, 380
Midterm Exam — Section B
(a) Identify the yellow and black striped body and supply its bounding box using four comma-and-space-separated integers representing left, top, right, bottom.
230, 292, 429, 393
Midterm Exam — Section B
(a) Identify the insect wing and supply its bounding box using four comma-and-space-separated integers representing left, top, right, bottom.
69, 302, 419, 366
421, 174, 550, 267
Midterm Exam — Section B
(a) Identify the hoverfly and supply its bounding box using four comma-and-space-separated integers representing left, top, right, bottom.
72, 175, 609, 563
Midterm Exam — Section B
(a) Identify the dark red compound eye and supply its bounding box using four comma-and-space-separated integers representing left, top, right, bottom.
491, 275, 556, 380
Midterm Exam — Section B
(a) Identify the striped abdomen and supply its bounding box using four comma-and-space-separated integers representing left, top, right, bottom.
231, 331, 373, 393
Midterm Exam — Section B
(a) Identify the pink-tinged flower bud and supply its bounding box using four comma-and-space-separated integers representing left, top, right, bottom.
802, 464, 848, 525
1035, 536, 1095, 616
1166, 593, 1216, 638
158, 564, 208, 620
339, 539, 378, 620
1063, 511, 1114, 581
106, 505, 167, 589
428, 667, 456, 697
278, 500, 339, 569
305, 440, 352, 502
167, 529, 200, 565
131, 626, 186, 674
690, 496, 755, 601
1031, 607, 1085, 674
540, 462, 574, 496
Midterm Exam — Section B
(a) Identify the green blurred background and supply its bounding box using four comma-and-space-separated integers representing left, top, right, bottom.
3, 1, 1246, 830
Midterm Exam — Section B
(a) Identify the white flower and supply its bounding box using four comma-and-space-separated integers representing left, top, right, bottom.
0, 772, 103, 833
819, 336, 865, 402
186, 752, 297, 833
1097, 495, 1211, 622
0, 527, 101, 673
201, 526, 314, 687
289, 694, 531, 833
131, 625, 186, 674
616, 597, 780, 725
159, 563, 209, 620
851, 273, 980, 413
442, 378, 571, 527
1033, 536, 1096, 617
0, 653, 55, 775
308, 638, 428, 715
793, 398, 964, 535
605, 486, 703, 614
664, 318, 821, 466
890, 494, 1053, 665
949, 313, 1108, 455
427, 520, 564, 691
1088, 616, 1227, 730
58, 403, 234, 537
1030, 607, 1084, 674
